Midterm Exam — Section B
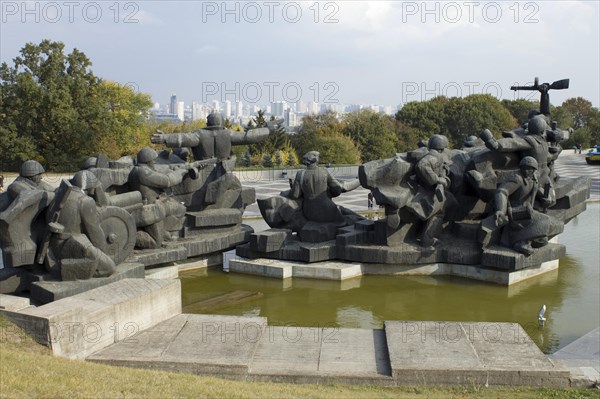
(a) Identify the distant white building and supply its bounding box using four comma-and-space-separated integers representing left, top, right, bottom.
381, 105, 394, 116
212, 100, 220, 113
176, 101, 185, 121
296, 100, 306, 113
235, 100, 243, 118
284, 108, 298, 127
307, 101, 319, 115
224, 100, 232, 118
271, 101, 286, 118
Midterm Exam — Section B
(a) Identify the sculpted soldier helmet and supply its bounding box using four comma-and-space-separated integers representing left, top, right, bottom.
20, 160, 45, 177
70, 170, 100, 190
527, 115, 548, 135
137, 147, 158, 164
206, 112, 224, 130
519, 156, 539, 170
302, 151, 320, 166
82, 157, 98, 170
428, 135, 449, 151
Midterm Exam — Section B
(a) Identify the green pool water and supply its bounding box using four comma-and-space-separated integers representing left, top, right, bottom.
180, 204, 600, 354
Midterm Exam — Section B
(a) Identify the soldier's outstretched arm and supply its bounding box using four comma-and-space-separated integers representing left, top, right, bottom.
231, 128, 269, 145
152, 131, 200, 148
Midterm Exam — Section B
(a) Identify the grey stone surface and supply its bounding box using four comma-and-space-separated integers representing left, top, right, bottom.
230, 257, 362, 281
0, 294, 31, 311
174, 225, 252, 258
130, 246, 188, 267
237, 238, 336, 263
89, 314, 267, 375
4, 278, 181, 359
249, 228, 291, 253
30, 262, 145, 304
551, 327, 600, 388
186, 208, 241, 227
384, 320, 569, 387
145, 265, 179, 279
481, 242, 565, 271
226, 256, 559, 286
88, 315, 573, 387
0, 267, 33, 295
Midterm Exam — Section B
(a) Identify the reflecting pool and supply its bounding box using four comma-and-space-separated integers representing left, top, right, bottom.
180, 204, 600, 354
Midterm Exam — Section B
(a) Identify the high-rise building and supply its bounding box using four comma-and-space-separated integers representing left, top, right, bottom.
307, 101, 319, 115
284, 108, 298, 127
176, 101, 185, 121
271, 101, 286, 118
170, 94, 177, 116
235, 101, 243, 118
224, 100, 232, 118
296, 100, 306, 113
212, 100, 220, 113
381, 105, 394, 116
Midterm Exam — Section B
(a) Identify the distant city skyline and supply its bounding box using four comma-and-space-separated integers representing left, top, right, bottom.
2, 1, 598, 108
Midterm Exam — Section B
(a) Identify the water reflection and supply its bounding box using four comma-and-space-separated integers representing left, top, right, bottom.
181, 204, 599, 354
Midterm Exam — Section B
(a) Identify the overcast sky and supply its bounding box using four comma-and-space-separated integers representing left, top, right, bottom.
1, 1, 599, 109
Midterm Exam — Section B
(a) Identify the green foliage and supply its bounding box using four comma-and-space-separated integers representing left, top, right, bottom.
554, 98, 600, 148
443, 95, 517, 145
396, 95, 517, 148
559, 97, 594, 129
343, 109, 398, 162
0, 40, 152, 172
261, 153, 273, 167
274, 151, 282, 166
501, 99, 538, 125
290, 112, 361, 165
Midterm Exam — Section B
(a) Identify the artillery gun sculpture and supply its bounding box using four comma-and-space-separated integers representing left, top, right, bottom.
0, 112, 271, 303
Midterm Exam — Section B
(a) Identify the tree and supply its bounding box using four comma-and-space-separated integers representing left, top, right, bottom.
0, 40, 152, 171
442, 95, 517, 146
501, 99, 538, 125
290, 112, 361, 164
560, 97, 594, 129
344, 109, 398, 162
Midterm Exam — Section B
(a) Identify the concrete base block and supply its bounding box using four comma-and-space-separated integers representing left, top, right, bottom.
0, 294, 31, 311
130, 246, 188, 267
237, 239, 337, 263
229, 257, 363, 281
145, 265, 179, 279
89, 314, 266, 375
228, 257, 560, 286
175, 253, 222, 272
88, 315, 573, 387
3, 278, 181, 359
229, 258, 292, 279
30, 262, 145, 304
384, 321, 570, 387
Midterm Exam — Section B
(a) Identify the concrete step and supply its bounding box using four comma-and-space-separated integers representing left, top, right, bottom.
87, 315, 571, 387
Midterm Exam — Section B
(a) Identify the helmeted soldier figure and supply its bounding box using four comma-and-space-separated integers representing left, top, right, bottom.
413, 134, 452, 249
492, 156, 561, 255
481, 114, 556, 207
6, 160, 54, 202
151, 112, 269, 168
128, 147, 188, 248
47, 171, 116, 280
289, 151, 360, 225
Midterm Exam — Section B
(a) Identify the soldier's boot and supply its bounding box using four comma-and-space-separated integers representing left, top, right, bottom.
514, 240, 534, 256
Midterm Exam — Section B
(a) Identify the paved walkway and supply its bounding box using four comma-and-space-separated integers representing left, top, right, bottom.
88, 314, 571, 387
550, 327, 600, 388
